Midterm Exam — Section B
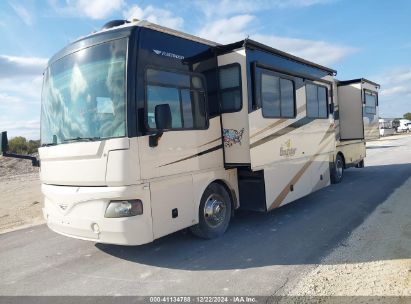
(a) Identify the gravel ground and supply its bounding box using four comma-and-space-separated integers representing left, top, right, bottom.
0, 155, 43, 234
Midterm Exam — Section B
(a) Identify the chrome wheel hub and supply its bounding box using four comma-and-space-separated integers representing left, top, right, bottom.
204, 194, 226, 228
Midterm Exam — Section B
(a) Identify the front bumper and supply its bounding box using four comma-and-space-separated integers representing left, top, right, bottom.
42, 183, 153, 245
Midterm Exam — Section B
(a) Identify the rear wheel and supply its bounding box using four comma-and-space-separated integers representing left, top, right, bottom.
331, 154, 344, 184
190, 183, 232, 239
356, 159, 364, 168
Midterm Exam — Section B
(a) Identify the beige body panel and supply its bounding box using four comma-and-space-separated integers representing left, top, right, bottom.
249, 74, 335, 210
137, 117, 223, 180
39, 137, 141, 186
150, 168, 239, 239
335, 140, 366, 166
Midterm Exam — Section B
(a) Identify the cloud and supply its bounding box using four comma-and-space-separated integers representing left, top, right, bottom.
8, 2, 34, 26
197, 15, 355, 66
381, 86, 411, 97
197, 15, 256, 44
0, 118, 40, 139
50, 0, 125, 20
254, 34, 357, 66
0, 55, 47, 79
124, 4, 184, 29
0, 55, 43, 138
372, 68, 411, 118
195, 0, 335, 18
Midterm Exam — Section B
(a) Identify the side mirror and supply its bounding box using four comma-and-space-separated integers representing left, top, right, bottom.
155, 104, 172, 131
149, 104, 172, 147
329, 103, 334, 114
0, 131, 9, 155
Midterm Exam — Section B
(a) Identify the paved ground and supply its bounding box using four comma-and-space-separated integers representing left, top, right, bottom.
0, 135, 410, 296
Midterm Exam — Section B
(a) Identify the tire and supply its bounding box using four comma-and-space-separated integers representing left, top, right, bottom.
190, 183, 232, 239
331, 154, 344, 184
356, 159, 364, 168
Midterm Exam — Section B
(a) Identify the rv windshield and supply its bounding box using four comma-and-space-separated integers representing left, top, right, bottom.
41, 38, 127, 145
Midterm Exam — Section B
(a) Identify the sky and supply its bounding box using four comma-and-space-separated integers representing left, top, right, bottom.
0, 0, 410, 139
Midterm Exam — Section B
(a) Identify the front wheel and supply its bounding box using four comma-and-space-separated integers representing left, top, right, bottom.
190, 183, 232, 239
331, 154, 344, 184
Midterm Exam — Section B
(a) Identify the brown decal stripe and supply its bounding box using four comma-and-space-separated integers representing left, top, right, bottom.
198, 137, 221, 147
250, 119, 287, 139
319, 125, 335, 144
158, 144, 223, 167
250, 105, 306, 139
250, 117, 315, 149
268, 136, 333, 210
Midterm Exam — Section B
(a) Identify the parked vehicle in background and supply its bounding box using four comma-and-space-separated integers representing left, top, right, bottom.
397, 119, 411, 133
379, 118, 395, 137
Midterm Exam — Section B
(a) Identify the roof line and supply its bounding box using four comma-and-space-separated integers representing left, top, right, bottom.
216, 39, 337, 76
337, 78, 380, 88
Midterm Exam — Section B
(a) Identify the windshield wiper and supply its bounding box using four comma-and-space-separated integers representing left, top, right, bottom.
63, 136, 101, 143
41, 142, 57, 147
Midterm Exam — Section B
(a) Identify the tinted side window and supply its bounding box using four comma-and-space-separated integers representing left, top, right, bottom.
147, 86, 182, 128
261, 73, 280, 117
306, 83, 328, 118
318, 86, 328, 118
261, 71, 296, 118
280, 78, 295, 118
146, 68, 207, 130
365, 92, 377, 114
219, 65, 242, 113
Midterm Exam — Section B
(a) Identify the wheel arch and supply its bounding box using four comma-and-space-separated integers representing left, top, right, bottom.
212, 179, 238, 217
337, 151, 346, 168
192, 171, 239, 224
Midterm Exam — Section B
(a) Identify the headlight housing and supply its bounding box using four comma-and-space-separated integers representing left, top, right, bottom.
105, 200, 143, 218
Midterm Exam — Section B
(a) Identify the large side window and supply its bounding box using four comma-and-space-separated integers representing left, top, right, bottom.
261, 71, 296, 118
364, 91, 377, 114
146, 69, 207, 130
219, 65, 242, 113
306, 83, 328, 118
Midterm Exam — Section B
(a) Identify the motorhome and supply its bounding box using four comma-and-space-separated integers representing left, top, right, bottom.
0, 19, 380, 245
379, 118, 395, 137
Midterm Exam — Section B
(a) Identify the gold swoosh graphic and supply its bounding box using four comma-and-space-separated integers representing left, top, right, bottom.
268, 128, 334, 211
250, 105, 305, 139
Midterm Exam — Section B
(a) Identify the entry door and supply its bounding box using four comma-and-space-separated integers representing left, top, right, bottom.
217, 50, 251, 166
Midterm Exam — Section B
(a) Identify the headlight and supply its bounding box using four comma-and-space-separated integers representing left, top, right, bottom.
105, 200, 143, 218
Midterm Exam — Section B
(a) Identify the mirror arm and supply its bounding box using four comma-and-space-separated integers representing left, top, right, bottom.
148, 131, 163, 148
2, 152, 40, 167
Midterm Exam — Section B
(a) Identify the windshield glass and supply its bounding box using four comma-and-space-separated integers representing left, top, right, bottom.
41, 38, 127, 145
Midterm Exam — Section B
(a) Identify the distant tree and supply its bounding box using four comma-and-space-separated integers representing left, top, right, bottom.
8, 137, 40, 154
27, 140, 41, 154
403, 112, 411, 120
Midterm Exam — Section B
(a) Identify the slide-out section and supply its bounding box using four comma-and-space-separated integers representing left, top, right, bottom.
337, 83, 364, 140
337, 79, 380, 141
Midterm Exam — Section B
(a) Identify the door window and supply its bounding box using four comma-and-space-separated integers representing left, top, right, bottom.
146, 68, 207, 130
